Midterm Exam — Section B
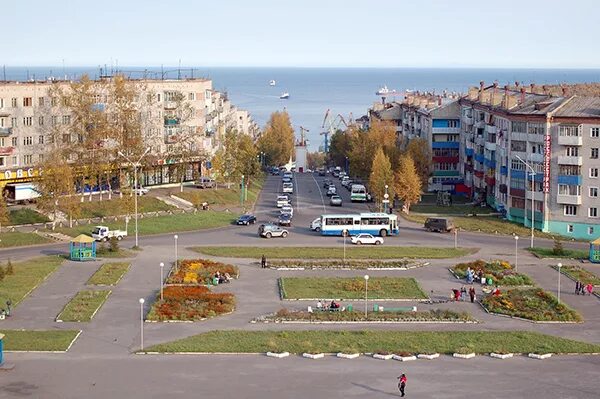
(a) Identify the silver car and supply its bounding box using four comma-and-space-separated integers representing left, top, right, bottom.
258, 223, 289, 238
329, 195, 342, 206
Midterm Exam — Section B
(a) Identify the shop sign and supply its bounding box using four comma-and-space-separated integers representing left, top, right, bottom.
543, 134, 551, 193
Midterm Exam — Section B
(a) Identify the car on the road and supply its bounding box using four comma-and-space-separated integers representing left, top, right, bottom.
323, 179, 332, 188
310, 217, 321, 232
332, 170, 339, 177
283, 171, 293, 180
195, 177, 215, 189
329, 195, 343, 206
280, 205, 294, 217
282, 182, 293, 194
276, 195, 290, 208
318, 168, 326, 176
351, 233, 384, 245
236, 214, 257, 225
278, 212, 292, 226
282, 176, 292, 183
424, 217, 455, 233
326, 185, 337, 196
258, 223, 289, 238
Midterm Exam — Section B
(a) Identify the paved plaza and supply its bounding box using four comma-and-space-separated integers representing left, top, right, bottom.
1, 174, 599, 398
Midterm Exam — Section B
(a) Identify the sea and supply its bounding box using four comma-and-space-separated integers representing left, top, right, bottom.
4, 66, 600, 151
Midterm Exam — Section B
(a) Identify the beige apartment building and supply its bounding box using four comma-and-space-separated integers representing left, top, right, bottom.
0, 77, 257, 190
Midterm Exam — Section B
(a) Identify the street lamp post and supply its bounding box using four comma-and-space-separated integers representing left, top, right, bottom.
138, 298, 145, 351
343, 233, 347, 265
160, 262, 164, 301
240, 175, 245, 208
174, 234, 179, 272
454, 228, 458, 249
364, 275, 369, 318
514, 236, 519, 272
118, 148, 151, 248
557, 263, 562, 303
383, 185, 389, 214
515, 155, 536, 248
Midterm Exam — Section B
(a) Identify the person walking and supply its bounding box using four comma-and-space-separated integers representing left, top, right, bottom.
261, 254, 267, 269
469, 286, 476, 303
397, 373, 407, 397
586, 283, 594, 296
575, 280, 581, 295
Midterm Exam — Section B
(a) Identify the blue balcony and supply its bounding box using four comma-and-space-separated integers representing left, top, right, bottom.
465, 148, 474, 156
432, 141, 460, 149
474, 154, 485, 163
510, 169, 526, 179
484, 158, 496, 169
500, 166, 508, 176
558, 175, 583, 185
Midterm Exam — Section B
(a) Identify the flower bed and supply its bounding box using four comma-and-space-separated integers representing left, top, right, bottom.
166, 259, 239, 285
481, 288, 582, 322
268, 259, 423, 269
146, 286, 235, 321
452, 259, 534, 286
552, 265, 600, 286
255, 308, 475, 323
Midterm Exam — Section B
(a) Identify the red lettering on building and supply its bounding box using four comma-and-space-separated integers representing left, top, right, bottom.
543, 134, 551, 193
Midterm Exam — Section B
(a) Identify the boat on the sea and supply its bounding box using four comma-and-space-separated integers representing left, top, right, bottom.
280, 92, 290, 99
376, 85, 397, 95
269, 80, 276, 86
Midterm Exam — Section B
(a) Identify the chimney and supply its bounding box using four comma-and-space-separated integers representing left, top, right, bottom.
514, 81, 520, 88
438, 96, 442, 106
468, 87, 479, 100
491, 82, 498, 106
478, 81, 485, 102
502, 85, 510, 108
520, 87, 526, 104
542, 85, 548, 95
561, 85, 568, 97
530, 83, 536, 94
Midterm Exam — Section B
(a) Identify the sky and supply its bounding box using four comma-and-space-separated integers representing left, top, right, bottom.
4, 0, 600, 68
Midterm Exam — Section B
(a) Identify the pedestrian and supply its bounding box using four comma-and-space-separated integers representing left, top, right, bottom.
580, 283, 586, 295
586, 283, 594, 296
261, 254, 267, 269
397, 373, 407, 397
460, 285, 467, 301
469, 286, 476, 303
575, 280, 580, 295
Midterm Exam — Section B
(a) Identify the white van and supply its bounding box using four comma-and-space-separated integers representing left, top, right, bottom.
282, 182, 293, 194
310, 217, 322, 232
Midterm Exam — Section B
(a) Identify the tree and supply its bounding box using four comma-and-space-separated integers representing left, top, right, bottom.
36, 152, 78, 229
0, 197, 10, 233
394, 154, 422, 214
258, 111, 295, 166
306, 152, 326, 170
328, 130, 351, 168
212, 130, 260, 186
405, 138, 432, 188
6, 259, 13, 275
369, 147, 395, 210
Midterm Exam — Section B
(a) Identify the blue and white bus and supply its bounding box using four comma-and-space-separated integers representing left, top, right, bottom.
320, 212, 399, 237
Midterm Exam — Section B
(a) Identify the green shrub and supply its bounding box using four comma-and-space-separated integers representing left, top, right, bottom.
552, 237, 565, 256
109, 237, 119, 253
6, 259, 13, 275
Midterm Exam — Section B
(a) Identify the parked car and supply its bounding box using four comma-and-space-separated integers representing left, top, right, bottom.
351, 233, 384, 245
237, 214, 257, 225
424, 217, 455, 233
326, 185, 337, 196
258, 223, 289, 238
310, 217, 322, 232
278, 212, 292, 226
195, 177, 215, 189
280, 205, 294, 217
330, 195, 343, 206
323, 179, 332, 188
276, 195, 290, 208
91, 226, 128, 242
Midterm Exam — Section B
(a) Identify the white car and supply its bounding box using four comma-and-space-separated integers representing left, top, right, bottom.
280, 205, 293, 217
351, 233, 384, 245
310, 217, 321, 232
282, 182, 293, 194
276, 195, 290, 208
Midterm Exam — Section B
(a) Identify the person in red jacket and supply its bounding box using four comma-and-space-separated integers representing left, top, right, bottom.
397, 373, 407, 397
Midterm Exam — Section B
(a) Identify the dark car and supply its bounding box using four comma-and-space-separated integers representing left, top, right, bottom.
424, 217, 455, 233
323, 179, 332, 188
278, 212, 292, 226
237, 214, 257, 225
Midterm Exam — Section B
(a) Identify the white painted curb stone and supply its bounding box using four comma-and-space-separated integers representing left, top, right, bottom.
392, 355, 417, 361
453, 353, 476, 359
373, 353, 394, 360
528, 353, 552, 360
303, 353, 325, 359
490, 353, 513, 359
266, 352, 290, 358
418, 353, 440, 360
337, 353, 360, 359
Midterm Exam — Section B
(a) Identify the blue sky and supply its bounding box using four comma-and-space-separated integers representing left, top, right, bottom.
5, 0, 599, 68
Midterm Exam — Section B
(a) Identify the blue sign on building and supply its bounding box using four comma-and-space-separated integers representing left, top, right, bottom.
205, 161, 212, 169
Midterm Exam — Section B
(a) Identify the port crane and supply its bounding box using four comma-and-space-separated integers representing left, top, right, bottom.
297, 126, 309, 146
321, 109, 350, 152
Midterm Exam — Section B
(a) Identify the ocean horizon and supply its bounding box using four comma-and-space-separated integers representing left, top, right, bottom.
4, 66, 600, 151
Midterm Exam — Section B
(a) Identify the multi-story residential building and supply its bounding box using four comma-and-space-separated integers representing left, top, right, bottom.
0, 77, 256, 191
460, 82, 600, 240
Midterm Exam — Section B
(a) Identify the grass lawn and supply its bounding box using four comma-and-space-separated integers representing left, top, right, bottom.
529, 247, 589, 260
145, 330, 600, 354
410, 203, 495, 215
279, 277, 428, 300
481, 288, 582, 322
56, 290, 112, 322
9, 208, 49, 225
552, 265, 600, 286
61, 196, 175, 219
0, 256, 64, 307
175, 177, 264, 208
0, 329, 81, 351
87, 262, 131, 285
0, 232, 53, 248
194, 246, 476, 260
57, 210, 237, 238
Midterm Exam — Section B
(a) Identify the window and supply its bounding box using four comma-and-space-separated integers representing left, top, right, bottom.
511, 197, 525, 208
591, 168, 599, 178
566, 147, 579, 157
62, 134, 70, 143
62, 115, 71, 125
11, 156, 17, 166
188, 93, 195, 101
511, 121, 527, 133
528, 123, 545, 135
38, 97, 45, 107
511, 141, 526, 152
0, 98, 3, 108
11, 137, 17, 146
23, 136, 33, 146
51, 97, 58, 106
51, 116, 58, 126
0, 138, 4, 146
558, 184, 581, 196
157, 93, 161, 102
448, 120, 459, 128
590, 187, 598, 197
0, 157, 4, 166
510, 178, 525, 189
38, 116, 44, 126
23, 97, 32, 107
559, 125, 580, 137
567, 224, 574, 233
589, 226, 595, 235
38, 135, 44, 145
592, 127, 600, 138
510, 160, 525, 170
23, 154, 33, 164
0, 118, 3, 127
592, 148, 599, 159
11, 117, 17, 127
564, 205, 578, 216
38, 154, 44, 162
530, 143, 543, 154
559, 165, 581, 175
589, 208, 598, 218
23, 117, 32, 126
11, 98, 17, 107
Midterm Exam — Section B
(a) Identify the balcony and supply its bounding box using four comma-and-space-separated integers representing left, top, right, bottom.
557, 156, 583, 166
475, 136, 485, 146
511, 169, 526, 179
486, 125, 497, 134
484, 141, 496, 151
463, 116, 473, 125
164, 117, 180, 126
499, 184, 508, 194
525, 191, 544, 201
558, 135, 583, 146
0, 127, 13, 136
465, 148, 474, 156
432, 170, 460, 177
431, 141, 459, 149
474, 153, 485, 163
510, 188, 526, 197
464, 164, 474, 172
475, 120, 485, 129
163, 101, 178, 110
432, 127, 461, 134
485, 176, 496, 186
484, 159, 496, 169
557, 175, 583, 185
500, 166, 508, 176
529, 153, 544, 163
474, 170, 484, 178
0, 146, 15, 155
557, 194, 582, 205
527, 133, 544, 143
511, 131, 528, 142
433, 156, 460, 163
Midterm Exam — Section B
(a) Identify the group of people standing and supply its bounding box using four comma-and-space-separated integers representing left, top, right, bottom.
575, 280, 594, 296
451, 286, 477, 303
